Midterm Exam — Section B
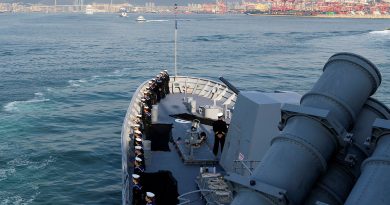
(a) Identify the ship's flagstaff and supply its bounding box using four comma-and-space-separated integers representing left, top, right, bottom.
174, 3, 178, 77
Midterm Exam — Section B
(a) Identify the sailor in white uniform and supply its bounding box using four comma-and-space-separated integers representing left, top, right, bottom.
134, 137, 143, 147
133, 131, 143, 146
134, 157, 145, 175
132, 174, 143, 205
145, 192, 156, 205
135, 145, 144, 162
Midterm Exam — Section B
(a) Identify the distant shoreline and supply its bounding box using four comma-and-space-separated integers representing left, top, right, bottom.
308, 14, 390, 19
247, 13, 390, 19
2, 11, 390, 19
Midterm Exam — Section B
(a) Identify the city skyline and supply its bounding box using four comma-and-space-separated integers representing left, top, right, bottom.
2, 0, 389, 15
0, 0, 224, 6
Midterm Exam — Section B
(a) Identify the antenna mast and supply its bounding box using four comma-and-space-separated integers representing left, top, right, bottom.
174, 3, 178, 77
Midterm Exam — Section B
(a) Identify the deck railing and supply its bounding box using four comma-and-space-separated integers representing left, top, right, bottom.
233, 160, 261, 176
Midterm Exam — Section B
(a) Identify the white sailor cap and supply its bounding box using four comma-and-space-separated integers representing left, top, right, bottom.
152, 78, 156, 81
144, 106, 149, 109
164, 70, 168, 72
136, 114, 142, 118
156, 74, 160, 77
135, 157, 142, 162
132, 124, 140, 127
135, 146, 143, 150
146, 192, 155, 198
135, 138, 142, 142
141, 98, 146, 102
148, 81, 153, 84
217, 112, 224, 117
132, 174, 140, 179
143, 91, 148, 94
135, 130, 142, 134
160, 71, 164, 74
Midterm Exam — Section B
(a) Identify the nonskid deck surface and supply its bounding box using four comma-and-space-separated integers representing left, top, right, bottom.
174, 138, 218, 165
147, 92, 227, 201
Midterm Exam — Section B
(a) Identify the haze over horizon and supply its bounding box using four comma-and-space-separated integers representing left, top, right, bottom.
2, 0, 230, 5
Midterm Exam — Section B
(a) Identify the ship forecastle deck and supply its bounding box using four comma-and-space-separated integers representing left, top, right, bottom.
121, 76, 237, 205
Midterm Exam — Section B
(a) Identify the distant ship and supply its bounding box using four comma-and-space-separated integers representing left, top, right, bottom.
121, 10, 390, 205
119, 8, 128, 17
244, 10, 267, 15
136, 16, 146, 22
120, 12, 128, 17
85, 5, 93, 15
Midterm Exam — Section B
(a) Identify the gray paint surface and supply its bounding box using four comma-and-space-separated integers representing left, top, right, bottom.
220, 91, 301, 175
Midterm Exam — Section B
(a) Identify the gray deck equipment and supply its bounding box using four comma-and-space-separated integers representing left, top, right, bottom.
226, 53, 382, 205
304, 98, 390, 205
345, 118, 390, 205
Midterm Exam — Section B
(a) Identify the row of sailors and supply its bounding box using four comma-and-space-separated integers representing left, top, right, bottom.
133, 114, 146, 137
132, 173, 156, 205
130, 71, 170, 205
131, 107, 148, 174
132, 127, 151, 205
139, 71, 170, 138
133, 129, 145, 175
141, 106, 151, 137
132, 110, 152, 204
142, 70, 170, 106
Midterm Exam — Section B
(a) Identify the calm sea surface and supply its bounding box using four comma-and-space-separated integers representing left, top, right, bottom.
0, 13, 390, 204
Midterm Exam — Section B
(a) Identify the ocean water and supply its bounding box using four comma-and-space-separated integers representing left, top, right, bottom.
1, 13, 390, 204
